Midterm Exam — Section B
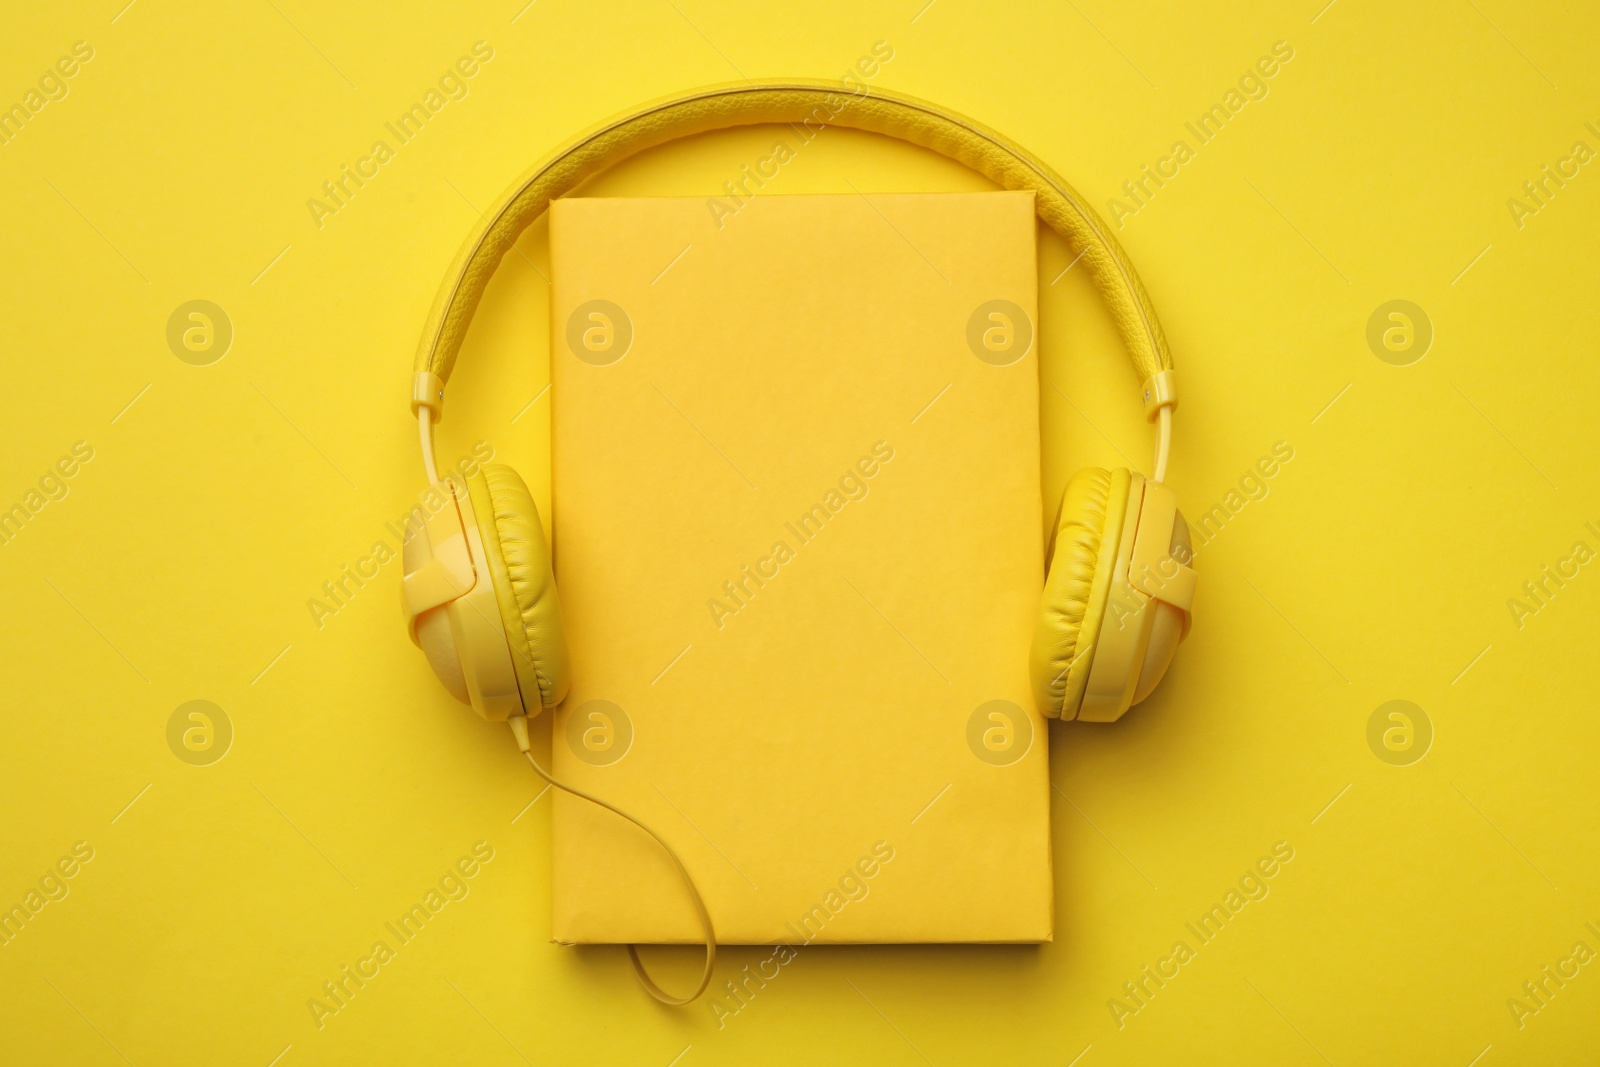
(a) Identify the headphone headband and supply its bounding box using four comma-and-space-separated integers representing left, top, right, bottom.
411, 81, 1177, 446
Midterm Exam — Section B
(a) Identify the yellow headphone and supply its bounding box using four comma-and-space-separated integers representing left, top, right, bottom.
400, 80, 1196, 1003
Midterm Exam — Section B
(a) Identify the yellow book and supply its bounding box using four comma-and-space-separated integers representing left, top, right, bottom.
548, 190, 1050, 944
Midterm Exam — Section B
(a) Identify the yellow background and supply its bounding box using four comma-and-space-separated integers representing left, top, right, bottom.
1, 1, 1597, 1064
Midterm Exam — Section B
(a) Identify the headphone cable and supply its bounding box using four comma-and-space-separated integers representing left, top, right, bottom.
507, 714, 717, 1005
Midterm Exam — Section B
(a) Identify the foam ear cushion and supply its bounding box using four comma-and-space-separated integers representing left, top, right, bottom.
466, 464, 570, 711
1030, 467, 1131, 718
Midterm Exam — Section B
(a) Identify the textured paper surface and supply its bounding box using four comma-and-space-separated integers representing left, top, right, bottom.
548, 191, 1049, 944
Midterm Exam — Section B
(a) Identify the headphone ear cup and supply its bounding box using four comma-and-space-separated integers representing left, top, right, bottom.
414, 608, 470, 705
466, 464, 570, 713
1031, 467, 1132, 718
1130, 508, 1192, 705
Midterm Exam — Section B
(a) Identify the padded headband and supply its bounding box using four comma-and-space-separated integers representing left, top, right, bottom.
410, 80, 1177, 425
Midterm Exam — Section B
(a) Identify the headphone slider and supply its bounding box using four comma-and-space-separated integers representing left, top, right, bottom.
1141, 370, 1177, 420
412, 371, 445, 418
